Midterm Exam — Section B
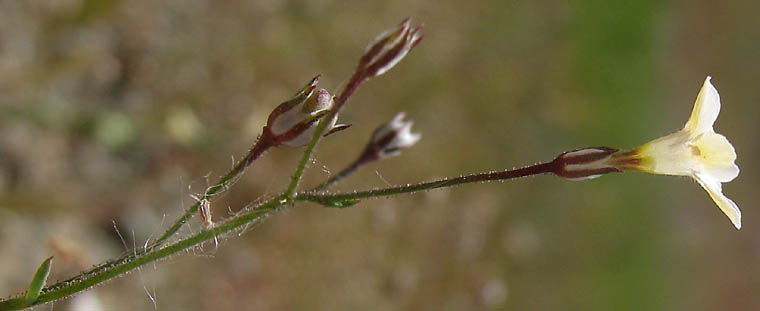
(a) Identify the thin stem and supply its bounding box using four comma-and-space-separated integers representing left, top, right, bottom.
0, 199, 283, 311
150, 137, 273, 248
46, 137, 274, 291
284, 71, 368, 198
284, 123, 325, 198
311, 159, 366, 192
9, 69, 372, 308
335, 71, 367, 110
0, 158, 559, 310
297, 161, 557, 205
1, 136, 277, 310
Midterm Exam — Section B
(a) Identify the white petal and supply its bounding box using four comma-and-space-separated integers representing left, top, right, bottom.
373, 112, 406, 143
691, 132, 739, 182
693, 173, 741, 229
633, 131, 694, 176
684, 76, 721, 136
703, 164, 740, 183
387, 125, 421, 150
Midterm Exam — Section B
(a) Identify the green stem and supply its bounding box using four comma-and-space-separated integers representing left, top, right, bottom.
3, 69, 370, 309
150, 137, 273, 248
0, 199, 283, 311
297, 161, 556, 205
45, 137, 274, 292
0, 159, 559, 310
310, 156, 368, 192
284, 71, 368, 198
284, 120, 328, 198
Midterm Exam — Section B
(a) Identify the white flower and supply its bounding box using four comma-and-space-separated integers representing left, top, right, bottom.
611, 77, 741, 229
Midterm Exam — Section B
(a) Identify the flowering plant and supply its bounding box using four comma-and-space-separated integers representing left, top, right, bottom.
0, 18, 741, 311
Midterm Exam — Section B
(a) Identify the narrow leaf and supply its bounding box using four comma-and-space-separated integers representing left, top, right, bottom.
24, 256, 53, 305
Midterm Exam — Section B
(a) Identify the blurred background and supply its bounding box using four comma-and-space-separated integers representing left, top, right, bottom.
1, 0, 758, 310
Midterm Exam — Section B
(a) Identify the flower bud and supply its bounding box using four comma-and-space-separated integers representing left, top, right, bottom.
358, 18, 423, 78
310, 113, 420, 192
552, 147, 621, 180
367, 112, 421, 159
264, 76, 337, 147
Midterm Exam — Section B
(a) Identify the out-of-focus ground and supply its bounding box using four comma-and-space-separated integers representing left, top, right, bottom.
1, 0, 759, 310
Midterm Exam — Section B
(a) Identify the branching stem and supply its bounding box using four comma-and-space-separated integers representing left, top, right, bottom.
310, 157, 367, 192
284, 71, 368, 198
0, 200, 281, 311
38, 137, 275, 296
150, 135, 273, 248
0, 157, 562, 310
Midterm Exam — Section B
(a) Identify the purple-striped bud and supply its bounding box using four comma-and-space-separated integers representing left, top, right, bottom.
552, 147, 621, 180
358, 18, 423, 78
366, 112, 421, 159
264, 75, 336, 147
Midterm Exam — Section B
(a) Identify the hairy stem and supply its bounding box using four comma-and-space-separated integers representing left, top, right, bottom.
3, 68, 387, 310
284, 121, 327, 198
310, 151, 374, 192
298, 161, 557, 205
0, 159, 558, 310
0, 199, 282, 311
1, 19, 434, 310
43, 137, 274, 292
311, 159, 365, 191
150, 136, 273, 248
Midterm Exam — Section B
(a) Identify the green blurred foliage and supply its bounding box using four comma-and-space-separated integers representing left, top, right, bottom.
0, 0, 758, 310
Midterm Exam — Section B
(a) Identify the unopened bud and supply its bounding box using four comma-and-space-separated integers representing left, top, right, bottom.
358, 18, 423, 78
552, 147, 621, 180
367, 112, 421, 159
264, 76, 337, 147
